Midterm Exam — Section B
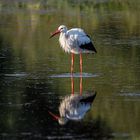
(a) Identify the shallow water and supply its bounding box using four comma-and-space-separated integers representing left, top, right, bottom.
0, 0, 140, 139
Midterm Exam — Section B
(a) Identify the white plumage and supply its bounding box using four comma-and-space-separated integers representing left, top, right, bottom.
59, 94, 91, 120
51, 25, 96, 54
48, 92, 97, 125
59, 92, 96, 125
50, 25, 97, 73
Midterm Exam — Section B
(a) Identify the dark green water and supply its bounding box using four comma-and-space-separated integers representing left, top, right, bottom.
0, 0, 140, 139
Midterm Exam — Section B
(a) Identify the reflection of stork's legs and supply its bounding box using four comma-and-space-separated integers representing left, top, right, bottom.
71, 53, 74, 95
80, 53, 83, 95
80, 73, 82, 95
71, 72, 74, 95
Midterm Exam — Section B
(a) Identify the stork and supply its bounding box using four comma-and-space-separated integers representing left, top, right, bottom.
50, 25, 97, 74
48, 92, 97, 125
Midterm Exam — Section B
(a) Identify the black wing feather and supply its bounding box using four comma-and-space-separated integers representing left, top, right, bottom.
80, 93, 97, 104
79, 35, 97, 53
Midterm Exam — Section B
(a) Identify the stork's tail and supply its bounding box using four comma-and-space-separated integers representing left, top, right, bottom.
80, 92, 97, 104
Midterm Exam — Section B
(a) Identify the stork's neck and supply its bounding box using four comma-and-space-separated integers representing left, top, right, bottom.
60, 29, 68, 38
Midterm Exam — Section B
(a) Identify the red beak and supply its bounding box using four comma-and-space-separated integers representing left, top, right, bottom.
48, 111, 60, 120
50, 30, 60, 38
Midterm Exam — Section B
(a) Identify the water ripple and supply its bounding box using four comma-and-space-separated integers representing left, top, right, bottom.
119, 92, 140, 97
49, 73, 100, 78
4, 72, 27, 77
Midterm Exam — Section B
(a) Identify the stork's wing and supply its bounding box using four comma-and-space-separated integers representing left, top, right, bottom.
65, 103, 91, 120
67, 28, 97, 53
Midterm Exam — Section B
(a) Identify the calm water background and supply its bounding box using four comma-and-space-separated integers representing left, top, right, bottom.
0, 0, 140, 139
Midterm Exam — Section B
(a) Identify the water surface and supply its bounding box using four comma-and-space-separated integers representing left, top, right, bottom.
0, 0, 140, 139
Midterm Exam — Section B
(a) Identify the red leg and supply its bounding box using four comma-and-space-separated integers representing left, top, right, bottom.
80, 53, 82, 75
80, 73, 82, 95
80, 53, 83, 95
71, 53, 74, 74
71, 53, 74, 95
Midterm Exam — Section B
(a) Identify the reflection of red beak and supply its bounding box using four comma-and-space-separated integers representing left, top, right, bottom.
48, 111, 60, 120
50, 30, 60, 38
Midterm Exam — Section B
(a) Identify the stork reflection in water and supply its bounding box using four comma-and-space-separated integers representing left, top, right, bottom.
48, 60, 97, 125
48, 92, 97, 125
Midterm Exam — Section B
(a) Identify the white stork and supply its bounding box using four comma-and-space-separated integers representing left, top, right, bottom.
50, 25, 97, 74
48, 92, 97, 125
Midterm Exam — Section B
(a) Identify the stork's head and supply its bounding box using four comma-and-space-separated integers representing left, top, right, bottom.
58, 117, 68, 125
58, 25, 67, 33
48, 111, 68, 125
50, 25, 67, 38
